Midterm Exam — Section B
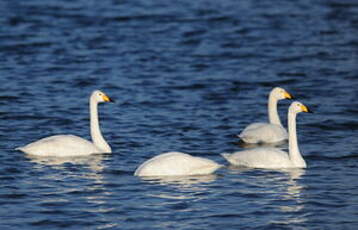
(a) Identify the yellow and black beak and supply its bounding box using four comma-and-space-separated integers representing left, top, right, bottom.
301, 104, 313, 113
284, 91, 294, 100
102, 94, 114, 103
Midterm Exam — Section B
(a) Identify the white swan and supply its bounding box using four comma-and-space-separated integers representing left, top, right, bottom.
238, 87, 293, 144
134, 152, 222, 176
223, 101, 312, 168
16, 90, 113, 157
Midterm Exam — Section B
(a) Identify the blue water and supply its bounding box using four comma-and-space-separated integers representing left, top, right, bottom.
1, 0, 358, 229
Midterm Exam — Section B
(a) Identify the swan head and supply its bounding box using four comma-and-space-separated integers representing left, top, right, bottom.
271, 87, 294, 100
289, 101, 313, 114
91, 90, 114, 103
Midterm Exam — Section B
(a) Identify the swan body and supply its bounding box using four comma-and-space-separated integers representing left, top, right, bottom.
225, 101, 311, 168
222, 148, 293, 169
134, 152, 222, 176
17, 90, 113, 157
239, 123, 287, 144
17, 135, 103, 157
239, 87, 293, 144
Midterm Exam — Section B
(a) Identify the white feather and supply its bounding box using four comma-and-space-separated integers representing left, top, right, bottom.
135, 152, 222, 176
239, 87, 292, 144
226, 101, 309, 169
16, 90, 112, 157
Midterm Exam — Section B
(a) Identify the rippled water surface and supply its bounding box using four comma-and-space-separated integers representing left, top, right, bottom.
1, 0, 358, 229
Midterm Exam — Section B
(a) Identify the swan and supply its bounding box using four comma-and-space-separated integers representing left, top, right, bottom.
223, 101, 312, 168
16, 90, 113, 157
238, 87, 293, 144
134, 152, 222, 176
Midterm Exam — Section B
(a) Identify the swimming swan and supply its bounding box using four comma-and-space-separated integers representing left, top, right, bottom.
16, 90, 113, 157
224, 101, 312, 168
134, 152, 222, 176
238, 87, 293, 144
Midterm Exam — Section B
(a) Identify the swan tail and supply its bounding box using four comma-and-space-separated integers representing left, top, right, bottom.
15, 146, 23, 151
221, 153, 231, 161
237, 134, 247, 141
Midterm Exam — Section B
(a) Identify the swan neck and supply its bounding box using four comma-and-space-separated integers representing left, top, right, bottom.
268, 95, 282, 126
288, 111, 306, 167
90, 98, 111, 153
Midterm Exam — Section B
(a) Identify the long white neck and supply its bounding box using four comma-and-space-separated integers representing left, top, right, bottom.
268, 94, 282, 126
288, 111, 306, 168
90, 97, 111, 153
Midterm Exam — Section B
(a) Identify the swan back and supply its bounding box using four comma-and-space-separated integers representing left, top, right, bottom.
135, 152, 222, 176
239, 122, 288, 143
17, 135, 102, 157
222, 148, 293, 168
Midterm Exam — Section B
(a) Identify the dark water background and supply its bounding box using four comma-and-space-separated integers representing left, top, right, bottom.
0, 0, 358, 229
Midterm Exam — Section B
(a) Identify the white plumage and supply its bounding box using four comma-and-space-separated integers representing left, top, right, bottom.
239, 123, 287, 144
222, 148, 292, 169
18, 135, 102, 157
238, 87, 293, 144
225, 101, 312, 168
16, 90, 113, 157
134, 152, 222, 176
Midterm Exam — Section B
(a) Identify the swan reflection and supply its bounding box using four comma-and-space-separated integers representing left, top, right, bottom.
140, 174, 218, 200
25, 153, 109, 184
276, 169, 306, 213
226, 166, 307, 225
271, 169, 307, 226
26, 153, 114, 229
26, 154, 107, 172
140, 174, 217, 187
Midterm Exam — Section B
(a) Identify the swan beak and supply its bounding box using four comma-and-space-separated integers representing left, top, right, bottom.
103, 95, 114, 103
284, 91, 294, 99
301, 105, 313, 113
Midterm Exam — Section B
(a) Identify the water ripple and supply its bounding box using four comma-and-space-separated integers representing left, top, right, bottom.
0, 0, 358, 229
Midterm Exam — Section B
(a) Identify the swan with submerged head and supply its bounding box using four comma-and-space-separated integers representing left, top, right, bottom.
135, 151, 222, 176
